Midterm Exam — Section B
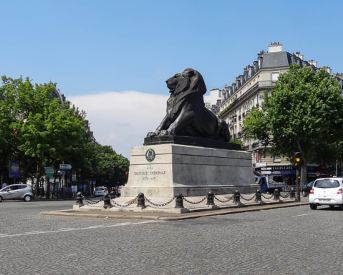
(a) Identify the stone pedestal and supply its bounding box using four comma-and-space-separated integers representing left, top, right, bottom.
122, 144, 256, 199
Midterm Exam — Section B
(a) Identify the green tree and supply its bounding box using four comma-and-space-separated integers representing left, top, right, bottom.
89, 143, 129, 187
243, 65, 343, 183
0, 77, 90, 193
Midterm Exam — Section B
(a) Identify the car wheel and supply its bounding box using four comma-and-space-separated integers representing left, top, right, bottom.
310, 203, 317, 210
24, 195, 32, 202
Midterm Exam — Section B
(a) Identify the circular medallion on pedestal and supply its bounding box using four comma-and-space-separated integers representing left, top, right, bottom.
145, 148, 156, 162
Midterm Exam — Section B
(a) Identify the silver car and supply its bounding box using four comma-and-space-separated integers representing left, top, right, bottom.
0, 184, 33, 202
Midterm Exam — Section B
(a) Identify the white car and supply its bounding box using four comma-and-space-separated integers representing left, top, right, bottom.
309, 178, 343, 210
94, 186, 108, 197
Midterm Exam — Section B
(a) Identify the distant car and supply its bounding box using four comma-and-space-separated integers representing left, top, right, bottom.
0, 184, 33, 202
94, 186, 108, 197
309, 178, 343, 210
301, 180, 315, 197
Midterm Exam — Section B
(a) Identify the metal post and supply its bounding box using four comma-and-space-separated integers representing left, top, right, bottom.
206, 192, 215, 206
290, 187, 295, 200
233, 190, 241, 205
175, 193, 184, 208
137, 193, 145, 208
273, 188, 280, 201
255, 189, 262, 203
296, 167, 301, 202
75, 192, 83, 207
103, 193, 112, 209
46, 176, 50, 199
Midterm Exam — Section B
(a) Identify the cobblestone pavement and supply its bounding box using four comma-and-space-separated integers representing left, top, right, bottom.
1, 200, 343, 275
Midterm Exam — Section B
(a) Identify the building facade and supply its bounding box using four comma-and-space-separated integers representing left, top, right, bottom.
215, 42, 343, 181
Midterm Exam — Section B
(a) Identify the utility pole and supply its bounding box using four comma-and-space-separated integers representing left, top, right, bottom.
292, 152, 303, 202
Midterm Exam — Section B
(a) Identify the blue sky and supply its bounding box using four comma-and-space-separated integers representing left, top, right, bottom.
1, 0, 343, 156
2, 0, 342, 96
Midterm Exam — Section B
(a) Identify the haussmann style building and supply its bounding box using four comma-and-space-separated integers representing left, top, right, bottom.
212, 42, 343, 184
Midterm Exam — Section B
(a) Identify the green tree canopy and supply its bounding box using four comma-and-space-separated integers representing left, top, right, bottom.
0, 76, 129, 192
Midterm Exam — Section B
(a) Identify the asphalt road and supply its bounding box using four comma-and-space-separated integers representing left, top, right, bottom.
1, 200, 342, 275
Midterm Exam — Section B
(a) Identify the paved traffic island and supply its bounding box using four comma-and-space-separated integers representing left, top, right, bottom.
41, 190, 309, 220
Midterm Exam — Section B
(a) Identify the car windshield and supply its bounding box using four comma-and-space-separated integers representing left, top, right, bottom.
314, 179, 340, 188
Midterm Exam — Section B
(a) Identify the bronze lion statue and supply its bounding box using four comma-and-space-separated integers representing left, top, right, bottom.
147, 68, 230, 141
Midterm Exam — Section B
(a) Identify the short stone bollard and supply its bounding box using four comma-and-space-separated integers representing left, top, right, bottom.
103, 193, 112, 209
233, 190, 241, 205
255, 189, 262, 203
206, 192, 215, 206
273, 188, 280, 201
175, 193, 184, 208
290, 188, 296, 200
137, 193, 145, 209
75, 192, 84, 207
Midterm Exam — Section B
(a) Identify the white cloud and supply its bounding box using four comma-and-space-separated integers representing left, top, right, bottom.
69, 91, 168, 158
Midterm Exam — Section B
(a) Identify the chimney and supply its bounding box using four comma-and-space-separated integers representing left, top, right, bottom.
240, 74, 245, 85
257, 51, 264, 69
295, 52, 304, 60
243, 67, 248, 82
228, 85, 233, 95
253, 61, 259, 73
247, 65, 254, 78
268, 42, 283, 53
232, 83, 236, 93
308, 60, 317, 67
236, 77, 241, 88
323, 66, 332, 74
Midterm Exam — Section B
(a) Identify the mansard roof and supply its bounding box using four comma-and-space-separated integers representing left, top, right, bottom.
261, 51, 292, 69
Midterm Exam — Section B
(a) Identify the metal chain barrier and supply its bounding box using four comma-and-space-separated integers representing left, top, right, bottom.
83, 197, 104, 208
183, 196, 207, 205
261, 193, 273, 200
145, 196, 176, 207
214, 195, 233, 203
240, 194, 256, 201
84, 197, 104, 204
111, 197, 137, 208
280, 192, 290, 198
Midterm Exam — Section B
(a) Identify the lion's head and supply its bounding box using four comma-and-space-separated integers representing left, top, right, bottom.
166, 68, 206, 96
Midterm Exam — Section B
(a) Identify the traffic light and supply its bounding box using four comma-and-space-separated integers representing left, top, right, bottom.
292, 152, 303, 167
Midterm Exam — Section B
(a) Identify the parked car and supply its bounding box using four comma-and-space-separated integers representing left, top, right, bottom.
94, 186, 108, 197
309, 178, 343, 210
0, 184, 33, 202
301, 180, 315, 197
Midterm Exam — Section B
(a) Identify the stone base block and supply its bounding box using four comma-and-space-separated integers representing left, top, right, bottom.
122, 143, 255, 199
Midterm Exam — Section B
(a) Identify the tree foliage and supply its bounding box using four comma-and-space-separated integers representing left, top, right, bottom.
0, 76, 129, 189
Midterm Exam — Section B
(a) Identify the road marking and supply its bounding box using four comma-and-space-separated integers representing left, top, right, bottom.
292, 213, 310, 217
0, 220, 158, 239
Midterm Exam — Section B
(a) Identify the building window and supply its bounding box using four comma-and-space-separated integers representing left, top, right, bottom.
271, 72, 280, 82
273, 155, 282, 163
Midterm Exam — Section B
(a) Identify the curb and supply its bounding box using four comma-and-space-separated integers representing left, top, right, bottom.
41, 201, 309, 221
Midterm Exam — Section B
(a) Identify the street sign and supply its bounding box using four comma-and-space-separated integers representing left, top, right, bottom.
72, 172, 77, 181
9, 160, 20, 179
44, 167, 54, 178
59, 164, 72, 170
